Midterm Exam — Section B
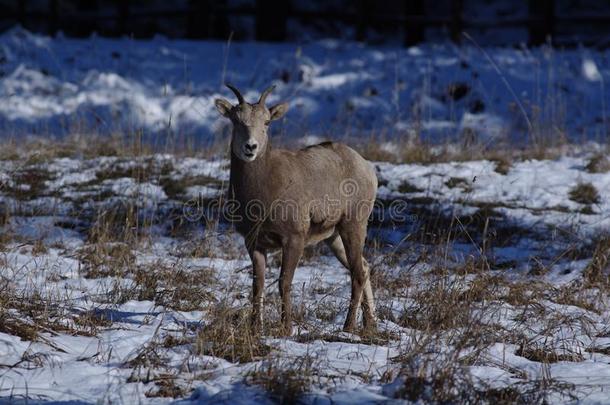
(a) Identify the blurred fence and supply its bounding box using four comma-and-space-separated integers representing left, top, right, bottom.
1, 0, 610, 46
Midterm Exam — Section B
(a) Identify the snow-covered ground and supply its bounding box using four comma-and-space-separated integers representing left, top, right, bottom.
1, 151, 610, 404
0, 27, 608, 145
1, 29, 610, 404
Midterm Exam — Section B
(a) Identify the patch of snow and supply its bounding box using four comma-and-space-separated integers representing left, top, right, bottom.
0, 27, 608, 144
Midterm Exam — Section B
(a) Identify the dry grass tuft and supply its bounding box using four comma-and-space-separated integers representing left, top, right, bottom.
585, 154, 610, 173
515, 344, 583, 363
2, 134, 151, 163
0, 280, 95, 340
583, 236, 610, 286
492, 156, 513, 175
397, 180, 424, 193
386, 263, 585, 403
134, 263, 217, 311
78, 242, 135, 278
159, 174, 222, 200
4, 167, 54, 200
0, 206, 13, 249
0, 311, 39, 342
392, 369, 480, 403
568, 182, 600, 205
247, 357, 313, 404
169, 227, 241, 260
72, 309, 113, 335
393, 371, 575, 403
397, 271, 501, 340
195, 303, 272, 363
145, 374, 190, 398
445, 176, 472, 191
87, 200, 150, 245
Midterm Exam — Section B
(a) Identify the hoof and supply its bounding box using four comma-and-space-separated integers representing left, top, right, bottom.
342, 322, 357, 334
363, 317, 378, 333
250, 315, 263, 334
361, 325, 378, 339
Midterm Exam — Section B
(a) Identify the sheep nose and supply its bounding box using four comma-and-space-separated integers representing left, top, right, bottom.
245, 143, 258, 152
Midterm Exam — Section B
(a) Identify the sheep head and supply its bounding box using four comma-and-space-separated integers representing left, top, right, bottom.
215, 84, 288, 162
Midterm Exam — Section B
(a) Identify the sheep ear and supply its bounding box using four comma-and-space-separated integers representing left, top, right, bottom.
269, 102, 289, 121
215, 98, 233, 117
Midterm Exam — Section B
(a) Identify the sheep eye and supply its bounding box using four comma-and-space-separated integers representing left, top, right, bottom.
264, 120, 271, 126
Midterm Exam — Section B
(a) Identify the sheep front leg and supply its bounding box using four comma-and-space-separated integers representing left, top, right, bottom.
249, 248, 267, 332
279, 236, 304, 335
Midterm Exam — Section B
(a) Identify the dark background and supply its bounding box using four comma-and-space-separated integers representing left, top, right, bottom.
1, 0, 610, 47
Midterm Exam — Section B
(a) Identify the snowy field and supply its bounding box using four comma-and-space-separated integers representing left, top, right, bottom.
1, 29, 610, 404
1, 150, 610, 403
0, 27, 608, 146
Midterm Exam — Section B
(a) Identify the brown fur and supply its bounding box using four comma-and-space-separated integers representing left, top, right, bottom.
216, 84, 378, 334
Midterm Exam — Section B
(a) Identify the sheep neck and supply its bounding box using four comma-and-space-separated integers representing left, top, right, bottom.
229, 140, 271, 201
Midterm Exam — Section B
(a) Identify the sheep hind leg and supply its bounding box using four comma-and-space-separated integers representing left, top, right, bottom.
326, 232, 377, 332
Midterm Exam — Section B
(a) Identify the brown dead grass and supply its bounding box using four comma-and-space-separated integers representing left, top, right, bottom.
515, 345, 583, 363
247, 357, 313, 404
0, 278, 112, 340
585, 154, 610, 173
569, 182, 600, 205
3, 167, 54, 200
195, 301, 272, 363
134, 262, 217, 311
78, 242, 135, 278
0, 132, 228, 164
583, 236, 610, 287
145, 374, 191, 398
0, 136, 607, 402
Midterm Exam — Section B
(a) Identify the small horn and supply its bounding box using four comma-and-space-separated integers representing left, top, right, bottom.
258, 85, 276, 106
225, 83, 245, 104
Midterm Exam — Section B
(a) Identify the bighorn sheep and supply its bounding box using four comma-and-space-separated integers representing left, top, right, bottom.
215, 84, 378, 334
